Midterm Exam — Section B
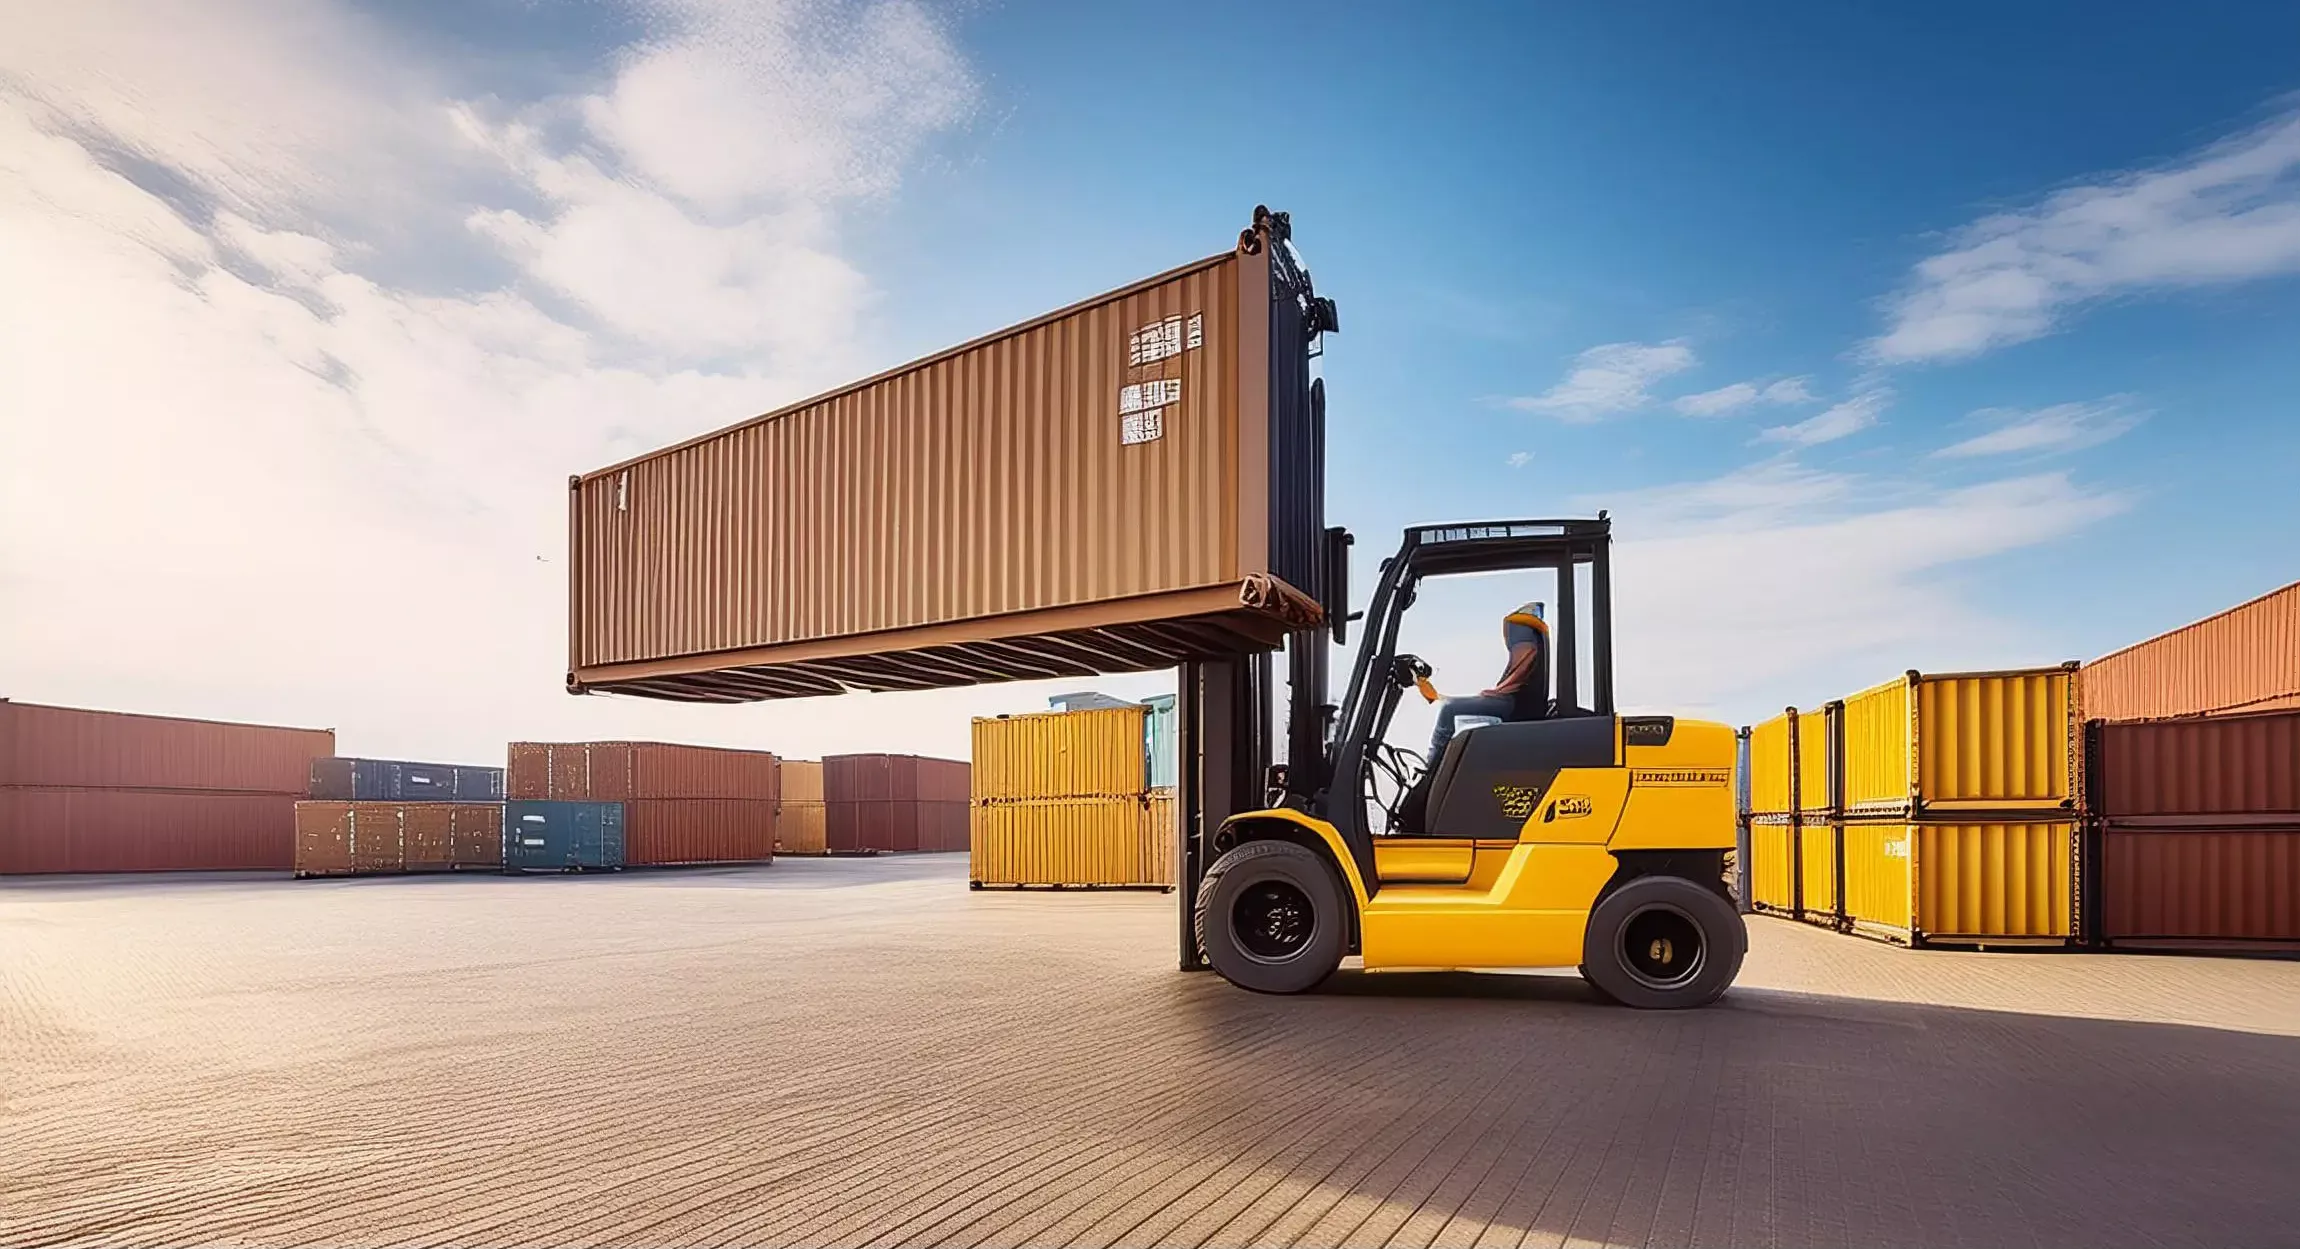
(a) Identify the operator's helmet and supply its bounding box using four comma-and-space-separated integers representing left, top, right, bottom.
1503, 601, 1548, 651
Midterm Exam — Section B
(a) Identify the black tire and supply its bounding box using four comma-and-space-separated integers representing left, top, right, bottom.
1575, 964, 1619, 1004
1195, 840, 1348, 994
1580, 875, 1746, 1009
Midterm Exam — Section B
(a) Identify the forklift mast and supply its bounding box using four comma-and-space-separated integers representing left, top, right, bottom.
1178, 518, 1616, 969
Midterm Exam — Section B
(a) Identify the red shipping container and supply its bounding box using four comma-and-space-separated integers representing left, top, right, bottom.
1, 787, 300, 873
2083, 581, 2300, 722
507, 741, 779, 801
623, 798, 776, 866
2099, 825, 2300, 945
0, 700, 333, 792
2095, 710, 2300, 820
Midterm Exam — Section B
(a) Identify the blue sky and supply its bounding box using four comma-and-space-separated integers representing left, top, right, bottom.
3, 1, 2297, 758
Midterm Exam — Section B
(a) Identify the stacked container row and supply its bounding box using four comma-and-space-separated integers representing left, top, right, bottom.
776, 760, 827, 855
509, 741, 777, 866
969, 703, 1174, 889
1, 700, 335, 874
1743, 666, 2082, 947
295, 802, 506, 876
308, 757, 504, 803
825, 754, 970, 853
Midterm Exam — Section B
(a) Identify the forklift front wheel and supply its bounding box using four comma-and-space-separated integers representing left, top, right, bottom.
1579, 875, 1747, 1009
1195, 840, 1346, 995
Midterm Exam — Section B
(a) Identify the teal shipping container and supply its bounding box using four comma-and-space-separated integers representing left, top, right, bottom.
503, 801, 624, 871
1143, 694, 1178, 790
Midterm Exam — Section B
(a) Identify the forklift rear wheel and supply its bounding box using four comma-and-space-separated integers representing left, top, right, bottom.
1196, 840, 1345, 994
1579, 875, 1746, 1009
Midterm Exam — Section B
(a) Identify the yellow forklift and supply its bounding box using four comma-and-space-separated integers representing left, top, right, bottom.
1175, 517, 1746, 1008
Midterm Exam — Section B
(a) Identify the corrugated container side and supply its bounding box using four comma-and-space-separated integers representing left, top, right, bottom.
1840, 822, 1914, 939
547, 745, 588, 801
453, 766, 506, 802
1916, 669, 2077, 813
1918, 821, 2073, 941
970, 796, 1169, 887
779, 760, 825, 804
2082, 581, 2300, 722
2, 788, 300, 873
972, 707, 1149, 801
294, 802, 354, 877
402, 804, 456, 871
0, 700, 334, 792
347, 804, 404, 875
571, 255, 1248, 679
777, 802, 827, 855
507, 744, 550, 800
1798, 819, 1839, 924
1746, 816, 1795, 914
1841, 676, 1913, 814
2095, 710, 2300, 818
503, 801, 624, 870
452, 805, 503, 867
2099, 825, 2300, 943
628, 743, 779, 801
1796, 706, 1835, 815
1746, 713, 1794, 816
922, 759, 971, 805
623, 798, 775, 866
924, 800, 970, 852
1145, 787, 1176, 882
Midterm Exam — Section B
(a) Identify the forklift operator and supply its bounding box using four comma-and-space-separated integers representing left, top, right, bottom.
1425, 601, 1550, 767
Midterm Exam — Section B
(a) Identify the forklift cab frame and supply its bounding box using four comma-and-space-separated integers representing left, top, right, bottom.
1315, 517, 1616, 897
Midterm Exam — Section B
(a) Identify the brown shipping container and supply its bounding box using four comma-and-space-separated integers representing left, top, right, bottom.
402, 804, 456, 872
777, 801, 827, 855
293, 801, 354, 876
3, 787, 300, 873
623, 798, 776, 866
565, 207, 1336, 703
0, 699, 333, 792
452, 805, 504, 868
2083, 581, 2300, 722
779, 760, 825, 804
2099, 825, 2300, 945
826, 798, 968, 853
2095, 709, 2300, 820
507, 741, 779, 801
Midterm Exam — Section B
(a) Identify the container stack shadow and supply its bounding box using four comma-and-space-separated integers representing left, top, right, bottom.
969, 699, 1177, 891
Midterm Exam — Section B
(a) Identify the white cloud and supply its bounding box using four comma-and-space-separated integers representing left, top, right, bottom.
1672, 375, 1816, 418
1760, 390, 1890, 447
1870, 107, 2300, 363
1507, 340, 1695, 421
1935, 399, 2146, 459
1507, 451, 1533, 468
0, 0, 1043, 764
1672, 382, 1760, 417
1762, 376, 1816, 404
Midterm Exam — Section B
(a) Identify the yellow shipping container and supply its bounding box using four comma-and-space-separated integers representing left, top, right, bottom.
1799, 819, 1839, 926
776, 801, 827, 855
1747, 816, 1796, 914
969, 795, 1174, 888
1841, 820, 2075, 946
778, 759, 824, 804
1746, 712, 1793, 816
1841, 667, 2080, 818
1796, 704, 1836, 815
972, 706, 1148, 802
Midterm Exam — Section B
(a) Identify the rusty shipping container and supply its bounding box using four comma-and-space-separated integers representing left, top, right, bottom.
452, 804, 504, 868
0, 699, 333, 793
779, 759, 825, 804
2083, 581, 2300, 722
293, 802, 503, 877
507, 741, 779, 801
970, 795, 1173, 889
623, 798, 776, 866
973, 706, 1149, 801
2096, 825, 2300, 948
2, 787, 301, 874
777, 802, 828, 855
564, 207, 1339, 703
828, 798, 969, 854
